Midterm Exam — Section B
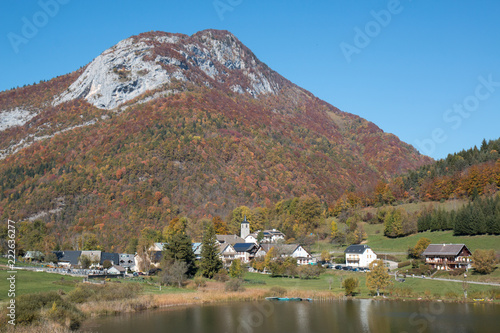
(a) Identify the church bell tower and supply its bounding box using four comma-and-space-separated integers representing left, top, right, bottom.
240, 215, 250, 239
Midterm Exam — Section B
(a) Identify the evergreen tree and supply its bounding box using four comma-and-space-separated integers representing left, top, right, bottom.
200, 223, 223, 278
163, 233, 197, 277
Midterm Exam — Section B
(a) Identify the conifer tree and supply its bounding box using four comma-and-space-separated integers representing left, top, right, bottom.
200, 223, 223, 278
163, 233, 197, 277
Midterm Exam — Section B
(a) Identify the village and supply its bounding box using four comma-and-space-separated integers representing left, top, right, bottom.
19, 216, 476, 279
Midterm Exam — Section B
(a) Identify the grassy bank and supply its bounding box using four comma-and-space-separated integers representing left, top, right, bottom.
1, 269, 499, 332
0, 269, 82, 301
314, 226, 500, 254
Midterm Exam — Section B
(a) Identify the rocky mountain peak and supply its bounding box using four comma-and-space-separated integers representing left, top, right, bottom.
54, 29, 281, 109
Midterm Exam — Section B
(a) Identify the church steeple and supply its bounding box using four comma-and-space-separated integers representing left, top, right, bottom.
240, 215, 250, 239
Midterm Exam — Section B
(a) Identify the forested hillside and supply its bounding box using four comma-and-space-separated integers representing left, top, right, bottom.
0, 30, 431, 251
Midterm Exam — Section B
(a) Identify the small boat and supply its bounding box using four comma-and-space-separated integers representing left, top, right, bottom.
265, 297, 312, 302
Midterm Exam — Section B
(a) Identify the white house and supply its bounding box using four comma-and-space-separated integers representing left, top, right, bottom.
233, 243, 262, 263
344, 244, 377, 268
107, 265, 126, 276
118, 253, 135, 270
260, 244, 315, 265
245, 229, 285, 244
218, 243, 237, 266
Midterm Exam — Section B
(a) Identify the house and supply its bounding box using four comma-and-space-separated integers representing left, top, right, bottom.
233, 243, 262, 263
344, 245, 377, 268
107, 265, 126, 276
422, 244, 472, 270
245, 229, 285, 244
150, 243, 167, 251
216, 234, 244, 245
24, 251, 44, 261
192, 243, 202, 260
80, 250, 102, 266
134, 250, 163, 272
53, 251, 81, 267
218, 243, 237, 266
261, 244, 314, 265
100, 252, 119, 266
118, 253, 135, 270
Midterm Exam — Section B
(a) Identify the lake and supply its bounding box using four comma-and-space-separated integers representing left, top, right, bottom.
83, 299, 499, 333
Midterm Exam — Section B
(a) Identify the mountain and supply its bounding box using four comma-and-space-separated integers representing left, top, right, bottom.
0, 29, 432, 249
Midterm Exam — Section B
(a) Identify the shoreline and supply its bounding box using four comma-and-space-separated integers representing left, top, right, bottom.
3, 285, 499, 333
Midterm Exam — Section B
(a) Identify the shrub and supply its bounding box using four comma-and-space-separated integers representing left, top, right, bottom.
342, 277, 359, 296
398, 261, 411, 268
487, 288, 500, 300
16, 292, 61, 325
102, 260, 112, 269
225, 279, 245, 292
68, 286, 95, 304
298, 265, 321, 279
193, 276, 207, 288
468, 291, 485, 300
445, 291, 459, 300
333, 256, 346, 264
15, 291, 84, 329
269, 286, 287, 296
214, 268, 229, 282
449, 268, 466, 276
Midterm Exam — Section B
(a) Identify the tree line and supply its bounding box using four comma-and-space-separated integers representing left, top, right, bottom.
417, 195, 500, 236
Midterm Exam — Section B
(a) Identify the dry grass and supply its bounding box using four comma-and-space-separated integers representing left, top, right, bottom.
76, 280, 344, 320
2, 320, 73, 333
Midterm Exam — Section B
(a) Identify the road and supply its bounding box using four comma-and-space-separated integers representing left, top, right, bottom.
392, 273, 500, 287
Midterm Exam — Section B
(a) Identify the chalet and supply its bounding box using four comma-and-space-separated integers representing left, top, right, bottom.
100, 252, 119, 266
24, 251, 44, 261
260, 244, 314, 265
150, 243, 167, 251
422, 244, 472, 270
216, 234, 244, 245
80, 250, 102, 266
344, 245, 377, 268
245, 229, 285, 244
192, 243, 202, 260
107, 265, 126, 276
218, 243, 237, 266
233, 243, 262, 263
53, 251, 81, 267
134, 250, 163, 271
118, 253, 135, 270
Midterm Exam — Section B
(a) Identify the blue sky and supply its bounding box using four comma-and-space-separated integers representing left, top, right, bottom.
1, 0, 499, 159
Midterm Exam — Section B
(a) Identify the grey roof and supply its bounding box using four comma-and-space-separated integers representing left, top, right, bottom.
53, 251, 81, 265
101, 252, 119, 265
344, 245, 371, 254
218, 243, 235, 254
241, 215, 249, 224
260, 244, 304, 256
278, 244, 300, 256
216, 234, 244, 245
233, 243, 258, 253
422, 244, 469, 256
109, 265, 126, 272
152, 251, 163, 263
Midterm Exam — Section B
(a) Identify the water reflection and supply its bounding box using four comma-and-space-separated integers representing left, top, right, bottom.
84, 299, 500, 333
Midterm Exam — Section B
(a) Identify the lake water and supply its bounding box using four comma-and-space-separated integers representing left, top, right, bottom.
83, 299, 499, 333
